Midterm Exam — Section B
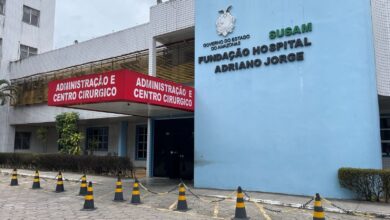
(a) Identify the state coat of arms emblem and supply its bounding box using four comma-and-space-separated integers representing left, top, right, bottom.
216, 6, 235, 37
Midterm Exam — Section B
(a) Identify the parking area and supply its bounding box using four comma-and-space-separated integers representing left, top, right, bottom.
0, 172, 384, 219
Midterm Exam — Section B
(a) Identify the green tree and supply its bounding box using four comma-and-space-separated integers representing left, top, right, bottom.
55, 112, 83, 155
0, 79, 17, 105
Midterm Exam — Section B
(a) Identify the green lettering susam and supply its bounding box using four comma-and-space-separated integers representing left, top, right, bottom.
269, 23, 312, 40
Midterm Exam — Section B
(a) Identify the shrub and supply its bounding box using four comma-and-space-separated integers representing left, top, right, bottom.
0, 153, 133, 176
0, 153, 36, 169
338, 168, 390, 202
382, 171, 390, 203
55, 112, 83, 155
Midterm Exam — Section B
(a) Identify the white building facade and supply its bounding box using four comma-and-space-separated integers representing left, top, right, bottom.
0, 0, 55, 153
6, 0, 195, 172
0, 0, 390, 197
372, 0, 390, 168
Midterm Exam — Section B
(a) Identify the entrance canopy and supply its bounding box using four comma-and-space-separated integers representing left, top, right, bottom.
48, 69, 194, 117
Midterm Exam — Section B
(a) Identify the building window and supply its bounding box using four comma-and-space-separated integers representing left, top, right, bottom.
14, 132, 31, 150
0, 0, 5, 15
135, 125, 147, 160
20, 44, 37, 59
86, 127, 109, 151
380, 116, 390, 157
22, 5, 40, 26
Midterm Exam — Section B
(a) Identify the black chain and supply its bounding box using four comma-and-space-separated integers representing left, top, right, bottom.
185, 186, 201, 199
167, 185, 179, 193
210, 197, 227, 203
243, 191, 251, 201
183, 183, 227, 203
327, 200, 352, 214
190, 188, 227, 203
299, 197, 314, 209
263, 206, 282, 213
141, 183, 179, 195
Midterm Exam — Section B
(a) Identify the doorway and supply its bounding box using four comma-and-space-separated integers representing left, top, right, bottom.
153, 118, 194, 180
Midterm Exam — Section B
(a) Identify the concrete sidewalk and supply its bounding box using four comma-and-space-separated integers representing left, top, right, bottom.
193, 186, 390, 218
2, 168, 389, 219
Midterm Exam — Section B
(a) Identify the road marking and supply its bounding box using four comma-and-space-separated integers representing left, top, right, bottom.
213, 202, 219, 218
254, 202, 272, 220
169, 201, 177, 211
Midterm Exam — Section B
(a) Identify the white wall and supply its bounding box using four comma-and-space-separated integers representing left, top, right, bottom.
128, 123, 148, 168
9, 23, 150, 79
368, 0, 390, 169
0, 0, 55, 152
19, 0, 56, 54
9, 104, 127, 125
78, 122, 120, 156
3, 0, 194, 155
1, 0, 55, 79
372, 0, 390, 96
45, 126, 59, 153
150, 0, 194, 37
9, 0, 196, 79
14, 125, 47, 153
14, 119, 147, 169
4, 0, 195, 143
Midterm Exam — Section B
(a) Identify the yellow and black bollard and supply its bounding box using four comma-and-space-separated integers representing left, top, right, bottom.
55, 171, 65, 192
313, 193, 325, 220
83, 181, 95, 210
233, 186, 248, 219
79, 174, 87, 196
113, 176, 125, 202
176, 183, 188, 211
10, 168, 18, 186
32, 170, 41, 189
130, 178, 141, 204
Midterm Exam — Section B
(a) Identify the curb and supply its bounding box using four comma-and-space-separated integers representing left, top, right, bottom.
0, 170, 99, 184
201, 194, 390, 219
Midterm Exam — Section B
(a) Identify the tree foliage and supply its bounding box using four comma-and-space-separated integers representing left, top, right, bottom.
55, 112, 83, 155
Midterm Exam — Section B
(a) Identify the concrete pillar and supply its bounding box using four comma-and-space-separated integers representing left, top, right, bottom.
149, 38, 157, 77
146, 37, 157, 177
118, 121, 128, 157
0, 106, 15, 152
146, 119, 154, 177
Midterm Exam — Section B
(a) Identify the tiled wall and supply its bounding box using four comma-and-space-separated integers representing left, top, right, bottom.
372, 0, 390, 96
150, 0, 194, 36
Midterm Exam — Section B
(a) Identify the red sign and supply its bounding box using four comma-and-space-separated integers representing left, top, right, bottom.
48, 69, 194, 111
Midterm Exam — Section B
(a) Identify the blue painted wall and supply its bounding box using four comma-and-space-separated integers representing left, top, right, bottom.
195, 0, 382, 198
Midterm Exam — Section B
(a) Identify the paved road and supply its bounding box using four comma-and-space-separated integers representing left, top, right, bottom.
0, 174, 380, 219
